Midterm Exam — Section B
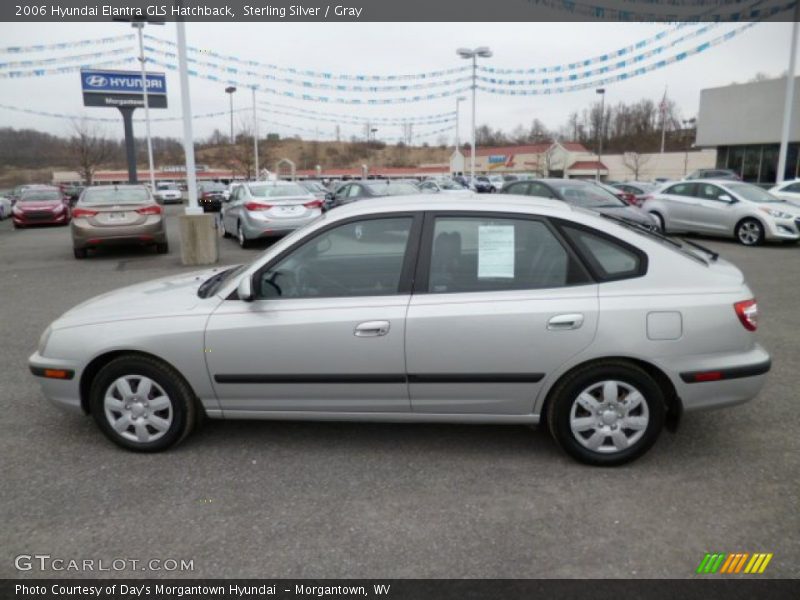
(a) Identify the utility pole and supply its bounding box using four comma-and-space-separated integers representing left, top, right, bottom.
133, 22, 156, 191
596, 88, 605, 181
457, 47, 493, 182
251, 86, 259, 179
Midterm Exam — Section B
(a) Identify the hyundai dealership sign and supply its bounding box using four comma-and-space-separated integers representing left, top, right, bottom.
81, 68, 167, 108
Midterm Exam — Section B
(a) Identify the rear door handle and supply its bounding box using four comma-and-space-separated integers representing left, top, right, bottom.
354, 320, 390, 337
547, 314, 584, 330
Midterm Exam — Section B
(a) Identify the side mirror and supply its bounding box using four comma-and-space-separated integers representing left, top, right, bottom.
237, 275, 254, 302
718, 194, 735, 203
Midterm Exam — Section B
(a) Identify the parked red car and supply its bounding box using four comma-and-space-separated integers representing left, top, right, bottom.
12, 187, 71, 228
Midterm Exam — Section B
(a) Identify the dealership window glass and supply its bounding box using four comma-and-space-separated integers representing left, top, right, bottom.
742, 145, 762, 182
257, 217, 413, 299
728, 146, 744, 178
716, 146, 729, 170
786, 143, 800, 181
760, 145, 779, 184
562, 226, 643, 281
427, 217, 588, 293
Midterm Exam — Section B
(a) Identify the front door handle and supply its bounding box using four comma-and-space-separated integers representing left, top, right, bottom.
354, 320, 390, 337
547, 313, 584, 330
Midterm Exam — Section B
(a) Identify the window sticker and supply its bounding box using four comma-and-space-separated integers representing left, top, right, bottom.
478, 225, 515, 278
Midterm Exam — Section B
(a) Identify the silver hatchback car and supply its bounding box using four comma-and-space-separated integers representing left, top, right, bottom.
221, 180, 322, 247
642, 179, 800, 245
30, 195, 770, 465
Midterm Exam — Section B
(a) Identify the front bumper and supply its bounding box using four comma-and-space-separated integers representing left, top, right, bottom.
13, 211, 69, 226
29, 351, 84, 414
663, 344, 771, 412
764, 217, 800, 241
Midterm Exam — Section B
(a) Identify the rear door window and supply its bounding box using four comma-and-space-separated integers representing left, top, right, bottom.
664, 183, 696, 197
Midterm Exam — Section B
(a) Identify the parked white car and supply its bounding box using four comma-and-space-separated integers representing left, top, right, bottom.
418, 179, 474, 196
153, 183, 183, 205
768, 179, 800, 204
0, 195, 12, 219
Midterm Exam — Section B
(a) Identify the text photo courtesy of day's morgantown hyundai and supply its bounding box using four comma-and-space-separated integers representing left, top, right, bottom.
1, 1, 799, 599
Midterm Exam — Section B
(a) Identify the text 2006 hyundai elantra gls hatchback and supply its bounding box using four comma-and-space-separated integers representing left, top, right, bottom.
29, 195, 770, 465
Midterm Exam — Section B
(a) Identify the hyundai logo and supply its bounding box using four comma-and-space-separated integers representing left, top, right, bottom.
85, 75, 108, 87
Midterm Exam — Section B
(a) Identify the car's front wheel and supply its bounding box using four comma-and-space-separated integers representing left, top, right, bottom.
89, 355, 197, 452
735, 218, 764, 246
547, 361, 665, 466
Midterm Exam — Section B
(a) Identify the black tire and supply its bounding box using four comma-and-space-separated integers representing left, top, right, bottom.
735, 218, 764, 246
73, 247, 87, 259
237, 222, 249, 248
13, 222, 21, 229
546, 360, 665, 466
89, 354, 197, 452
156, 242, 169, 254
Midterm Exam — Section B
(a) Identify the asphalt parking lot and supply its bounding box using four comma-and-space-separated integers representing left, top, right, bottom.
1, 204, 798, 579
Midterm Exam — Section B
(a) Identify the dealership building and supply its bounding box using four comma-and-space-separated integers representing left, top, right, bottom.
696, 76, 800, 184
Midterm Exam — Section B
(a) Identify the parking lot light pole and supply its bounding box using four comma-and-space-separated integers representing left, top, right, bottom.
225, 86, 237, 144
457, 47, 492, 182
777, 8, 799, 184
133, 21, 156, 192
176, 21, 200, 216
455, 96, 466, 171
595, 88, 605, 181
252, 86, 259, 179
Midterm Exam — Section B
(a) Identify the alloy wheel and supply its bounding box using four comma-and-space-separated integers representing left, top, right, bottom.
103, 375, 173, 444
569, 380, 649, 454
737, 220, 762, 245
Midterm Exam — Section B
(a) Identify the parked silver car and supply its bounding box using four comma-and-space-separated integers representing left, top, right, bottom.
29, 195, 769, 465
642, 179, 800, 245
220, 181, 322, 247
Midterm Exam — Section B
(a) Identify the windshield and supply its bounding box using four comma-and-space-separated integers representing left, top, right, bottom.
20, 191, 60, 202
157, 184, 180, 191
200, 182, 226, 192
365, 182, 420, 196
552, 183, 627, 208
725, 183, 783, 203
81, 187, 149, 205
249, 184, 310, 198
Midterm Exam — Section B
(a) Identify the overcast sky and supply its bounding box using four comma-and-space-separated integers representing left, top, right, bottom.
0, 21, 797, 145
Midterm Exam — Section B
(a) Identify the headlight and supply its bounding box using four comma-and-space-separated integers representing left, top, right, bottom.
760, 207, 793, 219
37, 326, 52, 356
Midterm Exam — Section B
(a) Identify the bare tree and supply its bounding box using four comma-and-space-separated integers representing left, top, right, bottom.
69, 119, 113, 185
622, 152, 651, 180
229, 118, 257, 179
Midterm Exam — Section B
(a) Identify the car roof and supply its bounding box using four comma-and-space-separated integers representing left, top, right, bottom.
86, 184, 147, 190
328, 193, 573, 218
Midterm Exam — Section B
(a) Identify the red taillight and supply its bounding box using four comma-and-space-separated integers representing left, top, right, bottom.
245, 202, 273, 211
71, 208, 98, 218
734, 299, 758, 331
136, 205, 162, 216
304, 199, 323, 209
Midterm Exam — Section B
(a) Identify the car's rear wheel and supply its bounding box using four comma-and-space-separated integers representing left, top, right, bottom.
73, 248, 87, 259
735, 218, 764, 246
547, 361, 665, 466
237, 222, 249, 248
90, 355, 197, 452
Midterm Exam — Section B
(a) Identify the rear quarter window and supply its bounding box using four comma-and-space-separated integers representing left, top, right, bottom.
560, 224, 647, 281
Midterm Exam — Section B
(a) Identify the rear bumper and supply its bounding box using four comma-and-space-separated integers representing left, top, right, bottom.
662, 344, 771, 412
71, 219, 166, 249
243, 214, 318, 239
